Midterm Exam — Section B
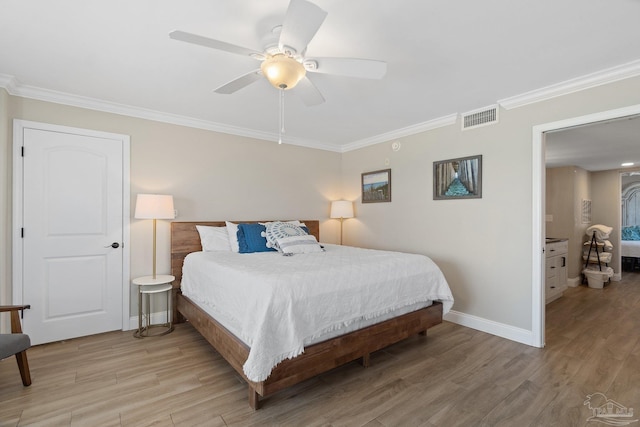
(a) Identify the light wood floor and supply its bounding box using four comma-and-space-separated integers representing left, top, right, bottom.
2, 273, 640, 427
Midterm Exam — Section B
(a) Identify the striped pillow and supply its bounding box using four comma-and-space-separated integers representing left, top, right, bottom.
277, 235, 323, 254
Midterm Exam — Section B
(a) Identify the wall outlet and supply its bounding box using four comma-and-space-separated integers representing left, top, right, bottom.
545, 214, 553, 222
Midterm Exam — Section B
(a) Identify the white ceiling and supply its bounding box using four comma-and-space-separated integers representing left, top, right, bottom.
1, 0, 640, 154
545, 115, 640, 172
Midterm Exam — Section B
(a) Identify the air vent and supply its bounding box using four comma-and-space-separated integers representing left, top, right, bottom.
461, 105, 499, 130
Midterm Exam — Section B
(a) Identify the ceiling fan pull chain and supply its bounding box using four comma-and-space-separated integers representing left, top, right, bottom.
279, 89, 286, 144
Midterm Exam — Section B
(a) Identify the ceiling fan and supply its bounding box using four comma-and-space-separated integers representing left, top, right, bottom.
169, 0, 387, 106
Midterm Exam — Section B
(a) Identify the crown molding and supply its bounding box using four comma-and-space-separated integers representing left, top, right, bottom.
3, 57, 640, 153
0, 74, 342, 152
0, 74, 18, 93
498, 59, 640, 110
341, 113, 458, 153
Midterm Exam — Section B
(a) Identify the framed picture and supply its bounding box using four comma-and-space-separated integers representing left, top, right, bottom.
433, 155, 482, 200
362, 169, 391, 203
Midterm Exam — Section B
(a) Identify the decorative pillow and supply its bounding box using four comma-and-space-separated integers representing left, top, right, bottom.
237, 223, 276, 253
225, 221, 240, 252
262, 221, 309, 250
196, 225, 231, 252
622, 225, 640, 241
277, 235, 324, 254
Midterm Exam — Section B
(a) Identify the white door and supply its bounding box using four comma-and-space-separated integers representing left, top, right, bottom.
14, 121, 129, 345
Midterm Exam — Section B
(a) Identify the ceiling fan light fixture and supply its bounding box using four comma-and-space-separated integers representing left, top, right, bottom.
261, 54, 306, 90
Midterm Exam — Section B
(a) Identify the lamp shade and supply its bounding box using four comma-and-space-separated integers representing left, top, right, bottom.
260, 54, 306, 90
134, 194, 175, 219
330, 200, 354, 219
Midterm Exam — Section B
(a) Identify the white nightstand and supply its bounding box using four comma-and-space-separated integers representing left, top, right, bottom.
132, 274, 175, 338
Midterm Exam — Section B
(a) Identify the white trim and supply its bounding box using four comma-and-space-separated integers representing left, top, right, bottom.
341, 114, 458, 152
444, 310, 534, 346
0, 74, 342, 153
531, 124, 545, 348
12, 119, 131, 332
121, 137, 131, 330
3, 59, 640, 153
531, 104, 640, 349
0, 74, 18, 93
12, 121, 23, 305
500, 59, 640, 110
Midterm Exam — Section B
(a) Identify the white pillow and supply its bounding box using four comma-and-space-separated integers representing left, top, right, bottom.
196, 225, 231, 252
262, 221, 307, 250
277, 235, 323, 254
225, 221, 240, 252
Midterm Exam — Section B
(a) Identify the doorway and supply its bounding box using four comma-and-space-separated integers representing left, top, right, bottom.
12, 120, 131, 345
532, 104, 640, 348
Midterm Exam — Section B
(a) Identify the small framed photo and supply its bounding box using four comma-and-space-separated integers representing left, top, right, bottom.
362, 169, 391, 203
433, 155, 482, 200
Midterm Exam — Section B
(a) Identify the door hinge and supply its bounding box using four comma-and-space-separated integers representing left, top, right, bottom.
21, 146, 24, 157
21, 228, 24, 238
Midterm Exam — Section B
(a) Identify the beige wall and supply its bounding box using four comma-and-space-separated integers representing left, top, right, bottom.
1, 94, 343, 318
591, 170, 622, 274
2, 74, 640, 336
342, 76, 640, 331
546, 166, 590, 280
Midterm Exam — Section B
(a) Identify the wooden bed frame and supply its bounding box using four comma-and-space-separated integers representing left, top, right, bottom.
170, 220, 444, 409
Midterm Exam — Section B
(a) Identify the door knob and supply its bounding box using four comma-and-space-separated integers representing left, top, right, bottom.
105, 242, 120, 249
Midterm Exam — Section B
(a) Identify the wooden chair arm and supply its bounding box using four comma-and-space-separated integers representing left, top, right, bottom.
0, 305, 30, 334
0, 305, 31, 313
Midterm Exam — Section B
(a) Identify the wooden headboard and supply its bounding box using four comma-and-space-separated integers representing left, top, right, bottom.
170, 220, 320, 284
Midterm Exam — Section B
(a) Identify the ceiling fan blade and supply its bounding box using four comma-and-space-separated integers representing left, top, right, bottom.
169, 30, 264, 58
306, 58, 387, 79
279, 0, 328, 55
214, 70, 263, 94
295, 76, 325, 106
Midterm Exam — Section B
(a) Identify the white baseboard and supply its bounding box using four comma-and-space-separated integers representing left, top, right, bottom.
444, 310, 535, 346
127, 310, 536, 347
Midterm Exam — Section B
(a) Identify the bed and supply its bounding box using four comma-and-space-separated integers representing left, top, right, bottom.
170, 220, 453, 409
621, 225, 640, 270
621, 240, 640, 258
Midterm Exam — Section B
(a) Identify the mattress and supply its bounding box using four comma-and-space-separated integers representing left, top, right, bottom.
621, 240, 640, 258
181, 243, 454, 382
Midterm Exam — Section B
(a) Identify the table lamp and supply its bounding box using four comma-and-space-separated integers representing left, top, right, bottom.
330, 200, 354, 245
134, 194, 175, 279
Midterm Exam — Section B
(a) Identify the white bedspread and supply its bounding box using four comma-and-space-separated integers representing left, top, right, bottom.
181, 244, 453, 382
622, 240, 640, 258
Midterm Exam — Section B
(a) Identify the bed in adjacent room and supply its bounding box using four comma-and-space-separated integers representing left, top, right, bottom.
170, 220, 454, 409
621, 225, 640, 270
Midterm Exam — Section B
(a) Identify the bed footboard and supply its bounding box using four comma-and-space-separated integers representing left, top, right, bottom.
177, 292, 443, 409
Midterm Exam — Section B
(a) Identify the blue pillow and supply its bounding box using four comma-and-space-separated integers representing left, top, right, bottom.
237, 223, 276, 253
622, 226, 640, 241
